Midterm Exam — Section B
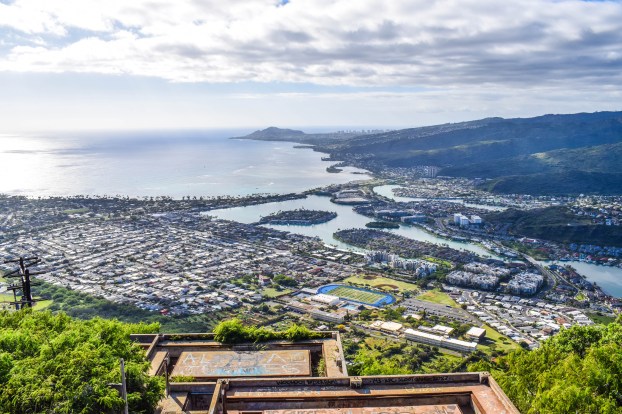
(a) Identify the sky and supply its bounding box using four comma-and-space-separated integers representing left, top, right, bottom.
0, 0, 621, 131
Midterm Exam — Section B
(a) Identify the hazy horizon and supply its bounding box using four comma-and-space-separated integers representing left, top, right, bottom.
3, 109, 622, 135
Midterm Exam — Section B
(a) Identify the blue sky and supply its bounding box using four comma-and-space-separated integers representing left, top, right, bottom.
0, 0, 621, 131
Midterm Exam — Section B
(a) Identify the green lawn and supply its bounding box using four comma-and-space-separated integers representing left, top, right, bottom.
415, 290, 459, 308
477, 324, 520, 355
0, 293, 15, 304
587, 312, 617, 325
0, 293, 53, 311
32, 300, 53, 311
261, 287, 293, 298
421, 256, 453, 268
343, 275, 419, 294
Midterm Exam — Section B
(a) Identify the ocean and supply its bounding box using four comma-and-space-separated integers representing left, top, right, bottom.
0, 130, 370, 198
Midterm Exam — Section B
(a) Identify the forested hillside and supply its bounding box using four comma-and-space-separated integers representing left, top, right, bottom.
242, 111, 622, 195
485, 206, 622, 247
469, 316, 622, 413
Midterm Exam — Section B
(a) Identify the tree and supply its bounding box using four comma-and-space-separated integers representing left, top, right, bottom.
273, 274, 297, 287
0, 309, 163, 414
469, 320, 622, 413
358, 309, 373, 321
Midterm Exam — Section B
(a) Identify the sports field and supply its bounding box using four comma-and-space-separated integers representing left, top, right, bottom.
343, 275, 419, 294
318, 284, 395, 307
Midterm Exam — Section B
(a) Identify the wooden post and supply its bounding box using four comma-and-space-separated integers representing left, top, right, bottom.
120, 358, 129, 414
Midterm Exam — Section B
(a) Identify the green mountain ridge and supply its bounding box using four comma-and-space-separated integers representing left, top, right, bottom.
239, 111, 622, 195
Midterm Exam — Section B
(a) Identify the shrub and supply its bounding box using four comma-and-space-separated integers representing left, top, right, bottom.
213, 319, 326, 344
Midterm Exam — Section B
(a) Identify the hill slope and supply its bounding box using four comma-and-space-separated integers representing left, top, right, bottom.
323, 112, 622, 168
239, 111, 622, 195
485, 206, 622, 246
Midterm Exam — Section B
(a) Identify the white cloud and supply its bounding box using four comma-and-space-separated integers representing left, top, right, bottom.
0, 0, 620, 89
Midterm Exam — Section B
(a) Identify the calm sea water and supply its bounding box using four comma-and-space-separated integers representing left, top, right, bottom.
0, 130, 370, 197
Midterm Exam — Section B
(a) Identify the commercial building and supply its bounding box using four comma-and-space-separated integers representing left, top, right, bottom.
310, 308, 346, 323
284, 301, 347, 323
404, 328, 443, 347
432, 324, 454, 335
507, 272, 544, 295
466, 327, 487, 341
370, 320, 404, 334
453, 213, 483, 227
447, 270, 499, 290
453, 213, 470, 227
310, 293, 341, 306
366, 250, 437, 276
404, 329, 478, 353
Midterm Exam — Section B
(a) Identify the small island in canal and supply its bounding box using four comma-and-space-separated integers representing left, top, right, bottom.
365, 221, 400, 229
258, 208, 338, 225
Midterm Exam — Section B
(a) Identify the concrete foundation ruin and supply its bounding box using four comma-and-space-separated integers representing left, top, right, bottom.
131, 332, 519, 414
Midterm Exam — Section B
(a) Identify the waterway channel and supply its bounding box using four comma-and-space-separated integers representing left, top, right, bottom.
206, 191, 622, 297
372, 185, 622, 297
540, 260, 622, 298
206, 195, 499, 258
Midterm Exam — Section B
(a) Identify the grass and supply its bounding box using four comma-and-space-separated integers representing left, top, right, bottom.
415, 290, 459, 308
261, 287, 293, 298
587, 312, 617, 325
32, 299, 53, 311
575, 292, 587, 301
0, 293, 53, 311
327, 285, 386, 305
421, 256, 453, 268
343, 275, 420, 294
0, 293, 15, 303
477, 324, 520, 355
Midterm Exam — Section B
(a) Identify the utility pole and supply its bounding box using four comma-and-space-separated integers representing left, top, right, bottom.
3, 256, 42, 310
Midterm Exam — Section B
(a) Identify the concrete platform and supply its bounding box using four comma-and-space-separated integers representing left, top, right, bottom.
171, 350, 311, 379
208, 373, 519, 414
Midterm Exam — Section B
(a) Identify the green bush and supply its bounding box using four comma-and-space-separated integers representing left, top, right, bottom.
169, 375, 195, 383
213, 319, 326, 344
0, 309, 164, 414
